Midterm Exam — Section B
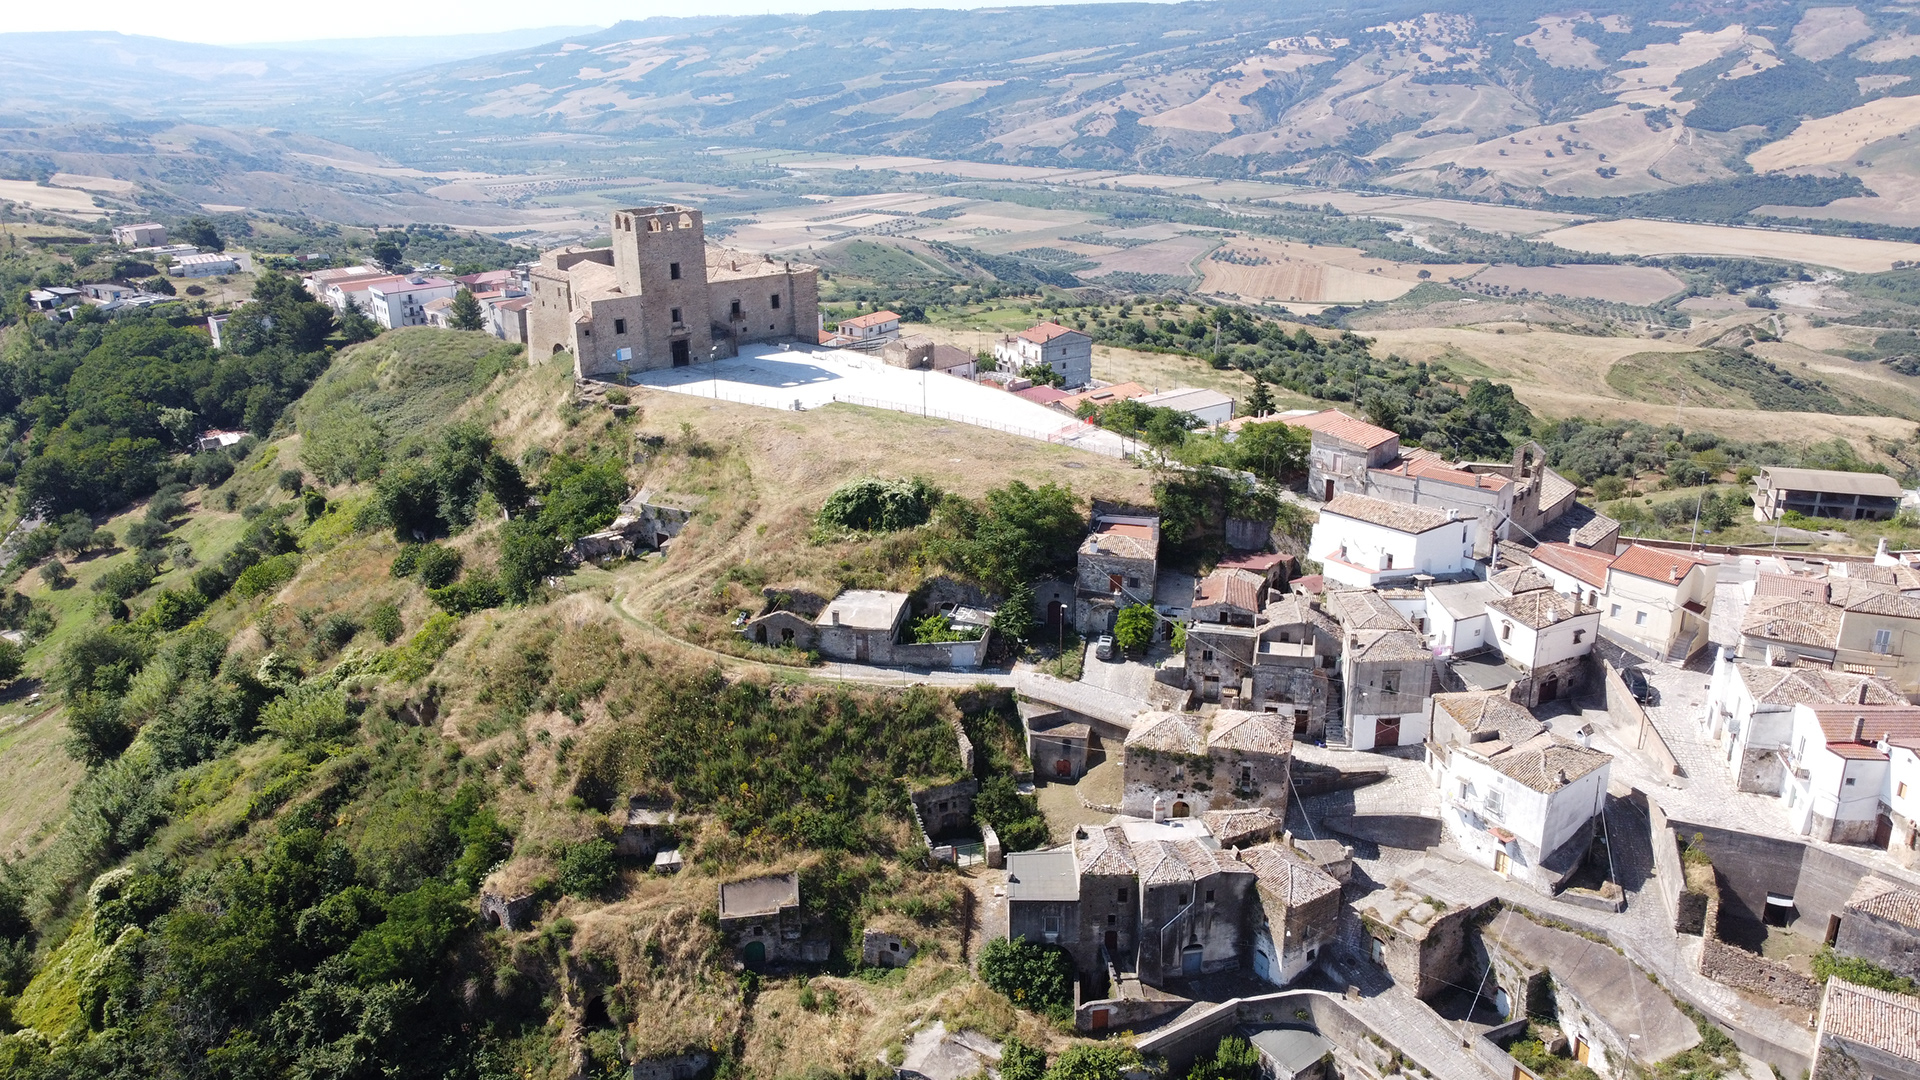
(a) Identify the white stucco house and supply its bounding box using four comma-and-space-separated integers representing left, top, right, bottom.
1430, 730, 1611, 894
368, 276, 459, 330
1308, 494, 1478, 589
1700, 651, 1905, 795
994, 322, 1093, 388
1528, 542, 1718, 663
1781, 705, 1920, 845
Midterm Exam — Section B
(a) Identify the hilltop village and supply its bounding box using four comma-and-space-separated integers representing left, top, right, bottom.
476, 210, 1920, 1080
18, 204, 1920, 1080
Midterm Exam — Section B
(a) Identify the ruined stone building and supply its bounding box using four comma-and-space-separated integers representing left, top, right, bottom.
529, 206, 819, 380
718, 872, 829, 969
1328, 588, 1434, 751
1121, 709, 1294, 820
1834, 877, 1920, 981
1184, 592, 1340, 739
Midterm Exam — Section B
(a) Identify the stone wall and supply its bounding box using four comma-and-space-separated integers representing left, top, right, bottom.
1698, 872, 1823, 1010
1601, 658, 1681, 777
1835, 908, 1920, 981
1647, 794, 1688, 931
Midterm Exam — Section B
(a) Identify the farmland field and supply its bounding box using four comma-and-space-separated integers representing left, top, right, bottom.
1468, 263, 1685, 304
1538, 218, 1920, 271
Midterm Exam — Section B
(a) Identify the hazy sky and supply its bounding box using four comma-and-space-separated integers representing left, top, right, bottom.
12, 0, 1104, 45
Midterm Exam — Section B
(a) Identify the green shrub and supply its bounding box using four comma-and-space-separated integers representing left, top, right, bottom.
557, 838, 618, 898
429, 572, 502, 615
92, 559, 159, 601
233, 553, 301, 598
1001, 1038, 1046, 1080
1113, 603, 1156, 652
138, 589, 209, 631
977, 937, 1073, 1017
1043, 1044, 1141, 1080
1812, 947, 1920, 995
815, 476, 939, 533
411, 544, 463, 589
366, 602, 403, 644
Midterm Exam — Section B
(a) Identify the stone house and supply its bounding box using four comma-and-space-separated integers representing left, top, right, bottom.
1812, 978, 1920, 1080
1121, 710, 1294, 820
813, 590, 911, 663
1027, 715, 1092, 781
1429, 691, 1545, 750
528, 206, 819, 378
1281, 410, 1401, 504
861, 928, 917, 968
1352, 887, 1483, 1000
1428, 729, 1612, 894
1329, 589, 1434, 752
1075, 513, 1160, 635
1700, 652, 1904, 795
1193, 568, 1266, 626
1834, 877, 1920, 981
1241, 844, 1342, 986
1781, 705, 1920, 844
718, 872, 828, 968
1186, 593, 1340, 736
910, 779, 978, 844
994, 322, 1093, 388
1005, 816, 1339, 996
610, 796, 676, 859
1308, 495, 1478, 590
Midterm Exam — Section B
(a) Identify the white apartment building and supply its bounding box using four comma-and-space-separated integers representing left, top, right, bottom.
368, 276, 459, 329
1431, 731, 1611, 893
171, 252, 239, 278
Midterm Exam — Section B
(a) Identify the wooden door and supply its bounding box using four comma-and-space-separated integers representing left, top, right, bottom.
1574, 1039, 1590, 1065
1377, 717, 1401, 748
1494, 850, 1511, 877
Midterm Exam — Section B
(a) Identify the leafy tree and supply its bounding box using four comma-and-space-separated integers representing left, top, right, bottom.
410, 544, 463, 589
992, 580, 1035, 643
376, 465, 441, 542
497, 519, 565, 603
950, 481, 1082, 590
337, 296, 382, 343
537, 456, 628, 542
430, 424, 493, 529
428, 572, 503, 614
1245, 374, 1274, 418
179, 217, 225, 252
38, 562, 73, 589
366, 602, 403, 644
1184, 1038, 1263, 1080
1112, 603, 1156, 653
448, 288, 485, 331
482, 454, 530, 514
977, 937, 1073, 1016
121, 519, 168, 551
370, 236, 406, 272
0, 640, 22, 685
142, 275, 175, 296
278, 469, 306, 494
92, 560, 158, 601
1232, 420, 1309, 482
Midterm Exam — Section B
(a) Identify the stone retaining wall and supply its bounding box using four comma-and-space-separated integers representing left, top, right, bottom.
1698, 871, 1822, 1010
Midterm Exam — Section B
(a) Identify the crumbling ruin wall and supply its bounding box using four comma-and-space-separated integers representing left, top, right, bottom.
1697, 872, 1822, 1009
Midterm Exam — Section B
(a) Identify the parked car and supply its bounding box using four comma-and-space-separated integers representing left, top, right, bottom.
1622, 667, 1658, 706
1095, 634, 1115, 661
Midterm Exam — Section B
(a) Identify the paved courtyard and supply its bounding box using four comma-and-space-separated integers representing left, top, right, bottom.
631, 343, 1128, 456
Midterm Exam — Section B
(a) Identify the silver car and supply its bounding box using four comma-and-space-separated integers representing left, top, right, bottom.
1095, 634, 1115, 661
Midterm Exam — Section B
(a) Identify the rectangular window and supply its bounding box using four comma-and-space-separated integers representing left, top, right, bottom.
613, 318, 626, 335
1875, 628, 1894, 655
1900, 782, 1909, 798
731, 299, 742, 316
1382, 670, 1400, 695
1108, 914, 1116, 925
669, 262, 681, 280
1201, 650, 1213, 662
1205, 889, 1215, 903
1573, 630, 1585, 644
1635, 611, 1648, 626
1117, 889, 1127, 902
770, 294, 781, 309
1610, 604, 1621, 618
1109, 573, 1123, 593
670, 307, 682, 324
1484, 788, 1505, 819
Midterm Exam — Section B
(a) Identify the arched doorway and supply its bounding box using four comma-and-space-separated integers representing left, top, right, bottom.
1171, 800, 1190, 818
743, 940, 767, 968
1181, 944, 1204, 977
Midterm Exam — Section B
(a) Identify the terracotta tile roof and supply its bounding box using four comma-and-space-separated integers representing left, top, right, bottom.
1015, 385, 1071, 405
1264, 594, 1341, 637
1203, 807, 1282, 847
1849, 563, 1920, 591
1196, 569, 1263, 612
1075, 824, 1137, 877
1844, 877, 1920, 930
1490, 566, 1553, 595
1487, 589, 1593, 630
1019, 321, 1085, 344
1125, 711, 1205, 753
1568, 512, 1620, 550
1838, 583, 1920, 620
1328, 588, 1415, 631
1821, 979, 1920, 1062
1531, 542, 1614, 590
1080, 519, 1158, 561
1737, 665, 1904, 708
1372, 456, 1511, 491
1754, 572, 1831, 602
1241, 842, 1342, 906
1807, 705, 1920, 747
1323, 493, 1454, 534
1137, 840, 1197, 885
1741, 596, 1844, 649
1283, 409, 1399, 450
1609, 545, 1711, 585
1433, 691, 1544, 743
1350, 628, 1431, 663
1477, 733, 1611, 793
1537, 469, 1577, 509
1218, 550, 1292, 575
1208, 710, 1295, 755
840, 310, 900, 329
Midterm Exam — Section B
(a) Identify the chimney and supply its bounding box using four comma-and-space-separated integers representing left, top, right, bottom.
1556, 768, 1569, 785
1853, 715, 1867, 742
831, 609, 841, 626
1447, 508, 1460, 521
1669, 565, 1680, 583
1860, 682, 1871, 705
1575, 724, 1593, 749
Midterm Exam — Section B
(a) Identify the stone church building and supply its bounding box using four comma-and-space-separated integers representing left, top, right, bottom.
529, 205, 820, 380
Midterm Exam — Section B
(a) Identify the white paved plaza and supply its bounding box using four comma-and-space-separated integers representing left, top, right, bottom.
631, 343, 1130, 457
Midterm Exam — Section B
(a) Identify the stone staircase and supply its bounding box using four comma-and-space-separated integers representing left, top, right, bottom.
1664, 629, 1697, 665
